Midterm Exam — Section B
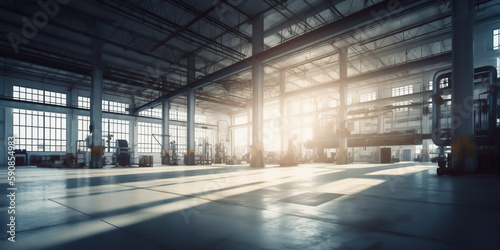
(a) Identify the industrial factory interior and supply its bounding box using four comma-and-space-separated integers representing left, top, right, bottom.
1, 0, 500, 249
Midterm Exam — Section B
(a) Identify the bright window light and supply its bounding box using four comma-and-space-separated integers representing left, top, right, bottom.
360, 92, 377, 102
13, 86, 66, 106
13, 109, 66, 152
494, 28, 499, 50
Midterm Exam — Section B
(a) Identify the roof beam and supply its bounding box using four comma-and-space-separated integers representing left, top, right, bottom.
284, 52, 451, 98
135, 0, 437, 113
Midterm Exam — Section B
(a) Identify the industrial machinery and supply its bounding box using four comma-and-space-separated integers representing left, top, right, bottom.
214, 141, 227, 164
170, 141, 178, 165
265, 152, 279, 164
113, 139, 132, 167
76, 140, 89, 166
196, 140, 212, 165
139, 155, 153, 167
77, 136, 106, 167
104, 134, 115, 165
226, 155, 241, 165
432, 66, 500, 175
34, 153, 84, 168
280, 137, 298, 167
152, 134, 173, 165
304, 112, 432, 163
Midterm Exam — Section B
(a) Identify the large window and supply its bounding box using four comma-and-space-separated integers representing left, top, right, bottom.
78, 116, 90, 141
78, 116, 130, 151
392, 85, 413, 97
195, 127, 215, 149
394, 101, 411, 112
139, 106, 162, 119
234, 127, 248, 156
234, 114, 248, 125
13, 109, 66, 152
78, 96, 90, 109
103, 100, 129, 114
138, 122, 162, 153
170, 125, 187, 155
494, 28, 499, 50
360, 92, 377, 102
264, 105, 279, 119
170, 110, 187, 121
302, 99, 315, 113
78, 97, 129, 114
13, 86, 66, 106
328, 97, 338, 108
103, 118, 130, 149
497, 57, 500, 78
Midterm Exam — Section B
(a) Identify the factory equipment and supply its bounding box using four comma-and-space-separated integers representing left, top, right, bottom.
151, 134, 173, 165
78, 136, 107, 167
113, 139, 132, 167
214, 141, 227, 164
33, 153, 84, 168
170, 141, 178, 165
280, 137, 298, 167
76, 140, 89, 166
103, 134, 115, 165
139, 155, 153, 167
432, 66, 500, 175
13, 149, 27, 166
265, 152, 279, 164
226, 155, 241, 165
196, 140, 212, 165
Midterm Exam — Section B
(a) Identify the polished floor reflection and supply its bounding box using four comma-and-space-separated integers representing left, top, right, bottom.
1, 162, 499, 249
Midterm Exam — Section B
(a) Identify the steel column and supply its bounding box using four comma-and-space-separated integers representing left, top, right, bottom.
162, 100, 171, 165
0, 77, 8, 165
187, 56, 196, 165
90, 24, 104, 169
451, 0, 475, 171
68, 90, 78, 154
279, 70, 286, 157
337, 48, 348, 164
251, 14, 265, 168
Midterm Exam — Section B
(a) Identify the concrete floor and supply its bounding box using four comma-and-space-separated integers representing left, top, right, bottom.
1, 162, 499, 249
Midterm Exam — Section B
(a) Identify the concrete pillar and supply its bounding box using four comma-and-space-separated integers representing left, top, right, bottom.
377, 114, 384, 134
130, 117, 137, 163
337, 48, 348, 164
90, 24, 104, 169
279, 70, 286, 157
162, 100, 171, 165
0, 76, 6, 165
251, 14, 265, 168
451, 0, 475, 171
67, 90, 78, 154
247, 109, 252, 158
186, 56, 196, 165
